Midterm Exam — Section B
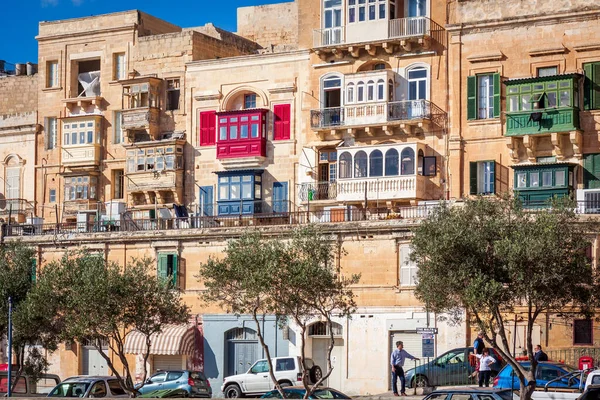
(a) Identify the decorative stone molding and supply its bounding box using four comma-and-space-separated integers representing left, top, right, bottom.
529, 47, 567, 57
467, 52, 504, 63
570, 130, 583, 158
522, 135, 537, 162
193, 90, 222, 101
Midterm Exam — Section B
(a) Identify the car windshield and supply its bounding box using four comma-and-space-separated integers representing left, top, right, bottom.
49, 382, 91, 397
497, 391, 515, 400
190, 372, 207, 381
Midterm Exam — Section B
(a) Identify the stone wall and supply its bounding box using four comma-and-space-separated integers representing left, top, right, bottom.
0, 75, 36, 115
236, 2, 298, 51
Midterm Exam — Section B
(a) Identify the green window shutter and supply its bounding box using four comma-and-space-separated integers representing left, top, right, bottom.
584, 153, 600, 189
584, 63, 593, 111
30, 258, 37, 284
593, 63, 600, 111
171, 254, 178, 288
469, 162, 478, 195
157, 254, 168, 280
467, 76, 477, 120
490, 161, 496, 194
493, 74, 501, 118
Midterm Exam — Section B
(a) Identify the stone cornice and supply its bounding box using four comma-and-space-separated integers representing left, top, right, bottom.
186, 50, 310, 72
36, 24, 137, 42
446, 9, 600, 34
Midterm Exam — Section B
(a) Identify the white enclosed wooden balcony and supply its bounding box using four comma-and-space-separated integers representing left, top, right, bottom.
61, 145, 101, 166
337, 175, 426, 202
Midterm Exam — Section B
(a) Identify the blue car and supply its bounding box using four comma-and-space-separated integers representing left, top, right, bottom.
261, 386, 351, 399
405, 347, 504, 388
135, 370, 212, 398
493, 362, 580, 390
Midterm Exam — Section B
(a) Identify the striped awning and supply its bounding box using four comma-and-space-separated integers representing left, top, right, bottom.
124, 324, 196, 355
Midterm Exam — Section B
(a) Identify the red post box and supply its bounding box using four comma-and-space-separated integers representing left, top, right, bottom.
579, 356, 594, 370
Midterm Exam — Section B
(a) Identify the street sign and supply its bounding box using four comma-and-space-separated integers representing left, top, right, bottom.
422, 333, 435, 357
416, 327, 438, 334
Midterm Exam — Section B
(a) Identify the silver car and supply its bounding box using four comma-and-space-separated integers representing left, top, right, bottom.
48, 376, 129, 398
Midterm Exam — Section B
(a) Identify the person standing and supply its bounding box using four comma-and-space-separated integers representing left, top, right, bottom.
534, 345, 549, 362
390, 341, 420, 396
476, 348, 495, 387
470, 331, 485, 379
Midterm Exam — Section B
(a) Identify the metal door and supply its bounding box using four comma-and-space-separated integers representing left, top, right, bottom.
273, 182, 288, 213
82, 346, 108, 375
227, 341, 258, 377
389, 332, 423, 389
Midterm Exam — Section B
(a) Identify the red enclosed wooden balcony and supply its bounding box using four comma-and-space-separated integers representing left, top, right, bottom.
216, 109, 268, 167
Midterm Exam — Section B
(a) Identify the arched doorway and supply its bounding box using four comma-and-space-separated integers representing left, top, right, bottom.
308, 321, 344, 389
225, 327, 258, 377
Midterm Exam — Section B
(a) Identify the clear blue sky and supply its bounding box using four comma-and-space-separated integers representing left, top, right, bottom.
0, 0, 288, 66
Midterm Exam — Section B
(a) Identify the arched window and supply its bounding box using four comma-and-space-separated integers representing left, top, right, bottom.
407, 67, 428, 101
354, 151, 367, 178
357, 81, 365, 102
226, 327, 257, 341
308, 321, 343, 336
346, 83, 355, 104
418, 149, 424, 175
377, 79, 385, 101
385, 149, 399, 176
339, 152, 352, 179
367, 80, 375, 102
374, 63, 386, 70
369, 150, 383, 177
5, 156, 21, 200
401, 148, 415, 175
322, 75, 342, 108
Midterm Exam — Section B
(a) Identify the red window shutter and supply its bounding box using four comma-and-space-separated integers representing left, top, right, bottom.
199, 111, 216, 146
273, 104, 291, 141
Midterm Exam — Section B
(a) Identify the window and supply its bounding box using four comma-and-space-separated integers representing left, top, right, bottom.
349, 0, 386, 22
150, 373, 167, 383
123, 83, 159, 109
251, 360, 269, 374
506, 77, 577, 114
166, 372, 184, 381
113, 53, 126, 80
244, 93, 257, 109
354, 151, 367, 178
385, 149, 399, 176
584, 62, 600, 111
273, 104, 291, 140
217, 173, 263, 215
5, 161, 21, 200
574, 319, 593, 345
126, 146, 183, 173
399, 245, 418, 286
369, 150, 383, 177
157, 253, 178, 287
45, 117, 57, 150
166, 79, 180, 111
62, 118, 99, 146
357, 81, 365, 102
537, 66, 558, 77
469, 161, 495, 195
367, 80, 375, 101
408, 67, 427, 101
46, 61, 58, 88
339, 152, 352, 179
400, 148, 415, 175
114, 112, 123, 144
467, 73, 500, 120
423, 156, 436, 176
107, 380, 126, 396
584, 153, 600, 189
89, 382, 106, 398
275, 358, 296, 372
377, 79, 385, 101
199, 111, 216, 146
346, 83, 355, 103
64, 176, 97, 200
113, 170, 124, 199
49, 189, 56, 203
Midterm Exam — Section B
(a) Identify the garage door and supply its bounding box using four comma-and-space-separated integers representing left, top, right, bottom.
82, 347, 108, 375
154, 355, 184, 372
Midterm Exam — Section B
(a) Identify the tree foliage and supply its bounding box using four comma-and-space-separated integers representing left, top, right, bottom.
410, 196, 598, 400
198, 226, 359, 398
41, 251, 190, 396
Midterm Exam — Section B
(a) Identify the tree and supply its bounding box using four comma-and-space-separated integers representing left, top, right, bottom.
41, 251, 190, 396
0, 241, 61, 388
198, 226, 359, 399
409, 196, 597, 400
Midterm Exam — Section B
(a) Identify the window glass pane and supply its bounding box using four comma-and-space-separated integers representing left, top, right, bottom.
357, 85, 364, 102
508, 96, 519, 112
408, 69, 427, 79
542, 171, 552, 187
220, 126, 227, 140
379, 3, 385, 18
229, 125, 238, 140
251, 124, 259, 138
530, 172, 539, 187
242, 183, 252, 199
87, 131, 93, 143
508, 87, 519, 94
369, 4, 375, 19
231, 183, 240, 199
517, 173, 527, 188
385, 149, 399, 176
522, 95, 532, 111
219, 184, 229, 200
547, 92, 557, 108
166, 155, 174, 169
556, 170, 566, 186
349, 7, 355, 22
354, 151, 367, 178
560, 91, 570, 107
240, 125, 249, 138
255, 183, 261, 199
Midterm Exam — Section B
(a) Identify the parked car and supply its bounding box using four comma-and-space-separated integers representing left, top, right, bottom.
136, 371, 211, 398
221, 356, 322, 398
138, 388, 191, 398
0, 372, 60, 397
493, 362, 580, 390
47, 376, 128, 398
585, 370, 600, 391
422, 388, 517, 400
261, 386, 351, 399
405, 347, 504, 388
578, 384, 600, 400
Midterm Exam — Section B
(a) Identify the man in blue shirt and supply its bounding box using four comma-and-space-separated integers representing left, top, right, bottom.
390, 341, 419, 396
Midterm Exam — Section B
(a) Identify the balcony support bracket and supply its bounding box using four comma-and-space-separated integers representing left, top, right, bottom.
401, 40, 412, 52
570, 130, 583, 159
383, 42, 395, 54
400, 123, 413, 135
506, 137, 520, 163
365, 44, 377, 56
551, 132, 565, 160
419, 36, 432, 50
383, 125, 393, 136
348, 46, 360, 58
522, 135, 537, 162
332, 48, 345, 59
315, 50, 328, 61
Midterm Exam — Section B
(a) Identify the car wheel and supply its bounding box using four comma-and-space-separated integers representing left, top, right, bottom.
414, 375, 429, 388
310, 366, 323, 383
224, 384, 243, 398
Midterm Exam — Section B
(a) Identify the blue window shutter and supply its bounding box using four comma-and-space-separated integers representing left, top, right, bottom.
199, 186, 214, 216
272, 182, 288, 213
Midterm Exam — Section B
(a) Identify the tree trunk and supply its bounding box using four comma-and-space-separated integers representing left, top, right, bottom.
252, 310, 284, 398
519, 379, 536, 400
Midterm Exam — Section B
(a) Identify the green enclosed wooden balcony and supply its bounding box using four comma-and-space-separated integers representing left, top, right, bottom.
504, 73, 582, 137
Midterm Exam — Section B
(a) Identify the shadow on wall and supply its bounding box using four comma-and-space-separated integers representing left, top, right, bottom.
203, 337, 219, 379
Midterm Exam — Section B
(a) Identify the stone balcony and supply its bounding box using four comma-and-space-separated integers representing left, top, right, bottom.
337, 175, 427, 202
